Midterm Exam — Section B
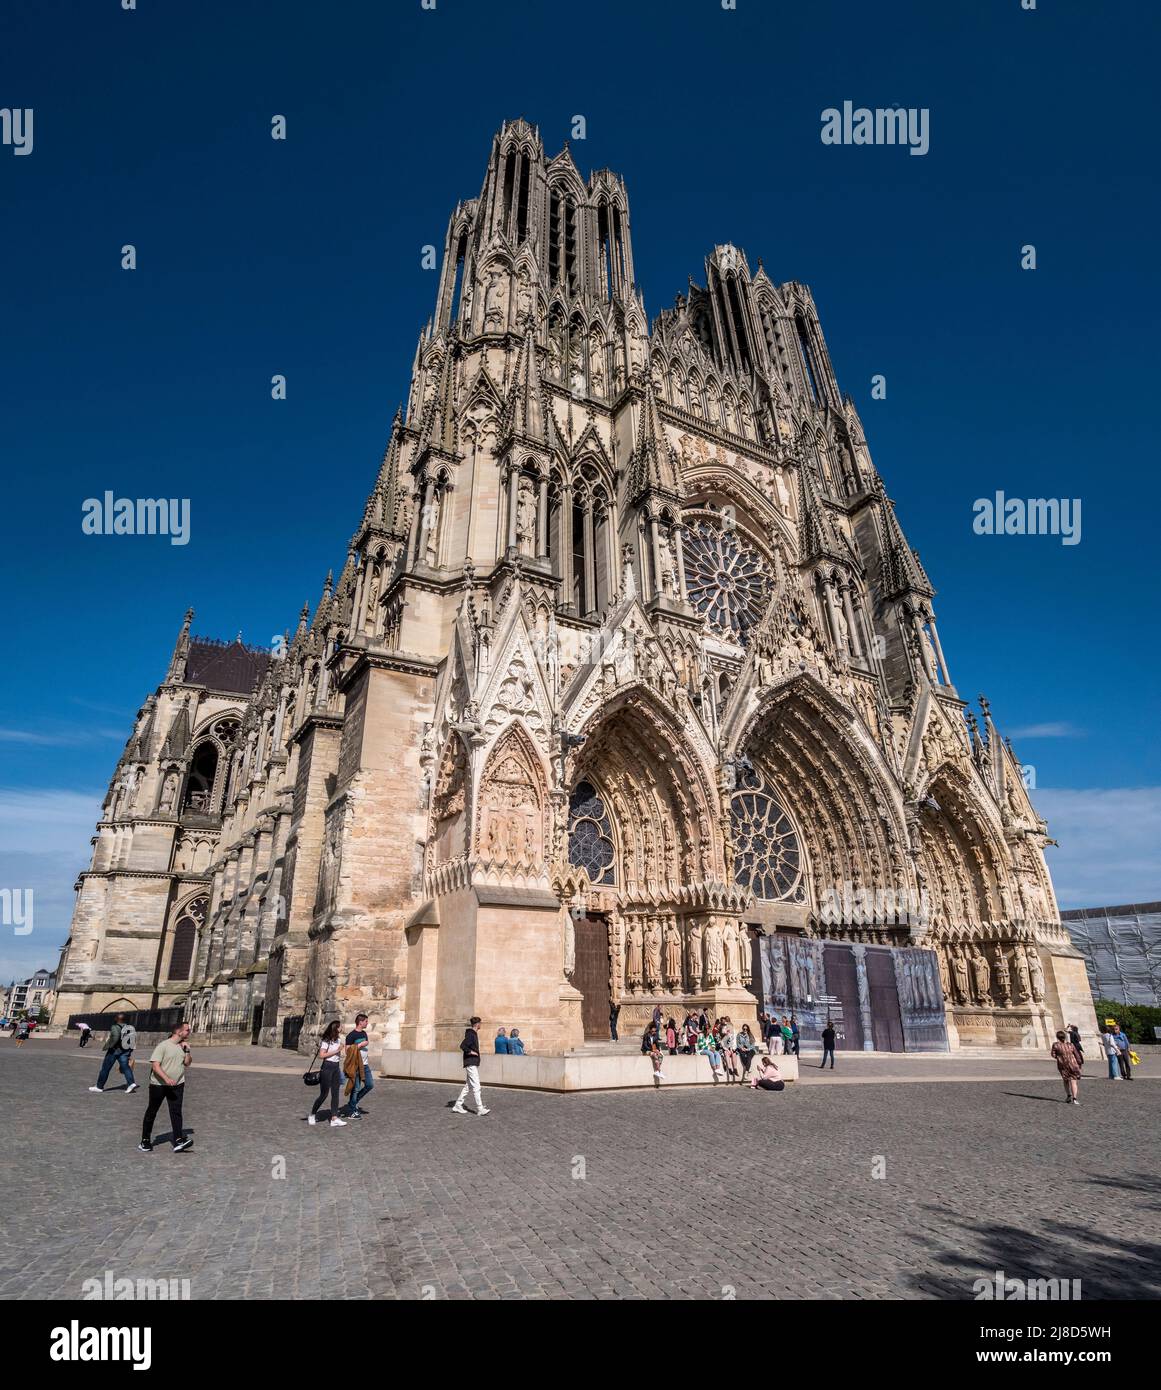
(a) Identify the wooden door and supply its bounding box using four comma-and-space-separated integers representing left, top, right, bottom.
572, 913, 612, 1040
821, 944, 864, 1050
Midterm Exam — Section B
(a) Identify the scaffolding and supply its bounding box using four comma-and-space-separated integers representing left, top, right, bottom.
1061, 902, 1161, 1007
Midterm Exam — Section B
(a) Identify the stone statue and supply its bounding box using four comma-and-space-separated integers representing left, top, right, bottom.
561, 907, 576, 978
423, 492, 441, 567
644, 917, 662, 990
664, 918, 682, 989
626, 918, 644, 992
724, 920, 742, 984
516, 477, 537, 556
951, 945, 971, 1005
159, 772, 178, 815
1027, 947, 1046, 1003
936, 945, 951, 1002
704, 920, 724, 986
686, 919, 703, 991
1012, 945, 1032, 1003
970, 945, 991, 1004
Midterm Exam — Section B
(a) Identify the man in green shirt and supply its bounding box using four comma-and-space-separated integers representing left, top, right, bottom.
138, 1022, 193, 1153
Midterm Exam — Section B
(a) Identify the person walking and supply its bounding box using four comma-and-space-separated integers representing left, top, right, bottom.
120, 1019, 139, 1091
1050, 1029, 1083, 1105
1101, 1027, 1122, 1080
76, 1020, 92, 1048
452, 1016, 489, 1115
789, 1015, 800, 1056
508, 1028, 525, 1055
307, 1020, 347, 1127
138, 1021, 194, 1152
749, 1055, 785, 1092
1112, 1024, 1133, 1080
493, 1027, 510, 1054
15, 1018, 30, 1046
820, 1021, 836, 1069
342, 1013, 373, 1118
89, 1013, 137, 1093
1067, 1023, 1083, 1059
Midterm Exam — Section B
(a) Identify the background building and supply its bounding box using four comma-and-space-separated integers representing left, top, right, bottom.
51, 121, 1097, 1055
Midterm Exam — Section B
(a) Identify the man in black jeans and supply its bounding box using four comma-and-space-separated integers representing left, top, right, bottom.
138, 1021, 194, 1152
820, 1021, 836, 1069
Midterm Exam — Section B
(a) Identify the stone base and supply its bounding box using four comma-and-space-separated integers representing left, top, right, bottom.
949, 1005, 1053, 1051
377, 1047, 799, 1092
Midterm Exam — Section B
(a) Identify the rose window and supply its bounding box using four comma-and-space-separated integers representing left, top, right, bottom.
683, 517, 770, 644
567, 780, 615, 886
731, 766, 803, 901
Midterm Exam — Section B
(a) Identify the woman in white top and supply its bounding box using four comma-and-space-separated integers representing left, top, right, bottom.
308, 1020, 347, 1126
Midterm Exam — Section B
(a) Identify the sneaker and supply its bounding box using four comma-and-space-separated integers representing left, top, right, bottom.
656, 1073, 666, 1082
476, 1107, 491, 1116
330, 1117, 347, 1127
137, 1142, 152, 1153
172, 1137, 193, 1151
125, 1083, 139, 1093
450, 1104, 468, 1114
308, 1115, 317, 1125
88, 1086, 105, 1093
1071, 1100, 1080, 1106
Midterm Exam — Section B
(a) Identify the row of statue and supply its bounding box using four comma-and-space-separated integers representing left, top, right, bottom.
938, 940, 1046, 1008
621, 913, 751, 994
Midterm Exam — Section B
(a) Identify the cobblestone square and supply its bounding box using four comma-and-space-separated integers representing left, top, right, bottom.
2, 1042, 1158, 1301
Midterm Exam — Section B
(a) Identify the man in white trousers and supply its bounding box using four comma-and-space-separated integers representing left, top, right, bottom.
451, 1015, 490, 1115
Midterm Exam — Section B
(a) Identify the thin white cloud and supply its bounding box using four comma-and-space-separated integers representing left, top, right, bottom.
1035, 787, 1161, 910
1009, 722, 1085, 739
0, 726, 122, 746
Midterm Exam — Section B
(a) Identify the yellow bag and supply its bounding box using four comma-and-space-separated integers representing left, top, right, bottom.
1129, 1050, 1141, 1067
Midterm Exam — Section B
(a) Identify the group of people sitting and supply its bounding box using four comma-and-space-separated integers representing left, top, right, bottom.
640, 1010, 786, 1091
492, 1027, 526, 1055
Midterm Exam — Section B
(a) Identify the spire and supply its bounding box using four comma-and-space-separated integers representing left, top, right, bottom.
796, 458, 845, 565
161, 695, 192, 759
629, 369, 681, 500
166, 608, 193, 683
875, 477, 934, 600
503, 318, 552, 445
131, 696, 158, 762
417, 338, 458, 460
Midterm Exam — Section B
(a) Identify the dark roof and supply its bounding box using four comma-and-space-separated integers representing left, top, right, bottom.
185, 638, 272, 695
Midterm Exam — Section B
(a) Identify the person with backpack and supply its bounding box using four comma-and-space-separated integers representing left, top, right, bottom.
451, 1016, 489, 1115
88, 1013, 138, 1093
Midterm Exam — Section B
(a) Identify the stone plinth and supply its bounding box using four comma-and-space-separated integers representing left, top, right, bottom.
377, 1047, 799, 1092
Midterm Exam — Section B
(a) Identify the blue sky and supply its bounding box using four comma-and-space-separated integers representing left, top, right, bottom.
1, 0, 1158, 981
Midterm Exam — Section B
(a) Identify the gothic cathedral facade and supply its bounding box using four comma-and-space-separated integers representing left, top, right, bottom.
53, 121, 1097, 1055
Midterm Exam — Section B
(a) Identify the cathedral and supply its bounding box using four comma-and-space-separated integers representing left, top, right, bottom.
53, 119, 1098, 1059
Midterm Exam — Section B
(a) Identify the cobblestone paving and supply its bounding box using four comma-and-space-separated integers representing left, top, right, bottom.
2, 1041, 1158, 1300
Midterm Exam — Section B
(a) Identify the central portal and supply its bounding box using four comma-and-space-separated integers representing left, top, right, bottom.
571, 912, 612, 1041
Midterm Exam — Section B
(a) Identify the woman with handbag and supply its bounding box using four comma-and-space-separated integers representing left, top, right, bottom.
306, 1020, 347, 1126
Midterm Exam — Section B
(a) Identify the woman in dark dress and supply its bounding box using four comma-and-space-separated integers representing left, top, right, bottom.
1050, 1029, 1083, 1105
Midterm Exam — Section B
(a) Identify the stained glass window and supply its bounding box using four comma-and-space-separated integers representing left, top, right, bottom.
683, 516, 770, 645
568, 780, 615, 885
731, 766, 803, 901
